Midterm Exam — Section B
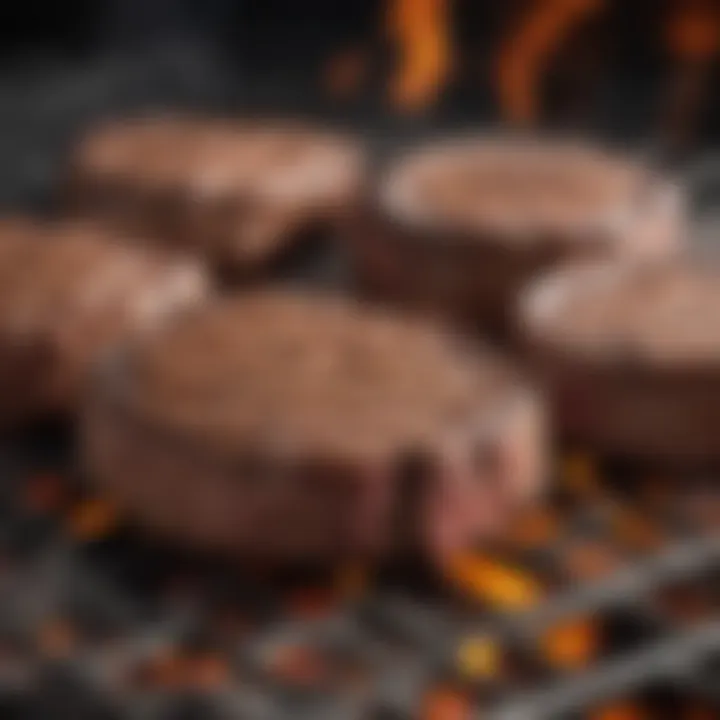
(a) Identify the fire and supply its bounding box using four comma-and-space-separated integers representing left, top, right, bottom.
495, 0, 605, 125
386, 0, 453, 112
444, 553, 543, 611
542, 616, 599, 670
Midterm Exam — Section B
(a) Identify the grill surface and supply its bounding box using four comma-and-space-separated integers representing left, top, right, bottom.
0, 50, 717, 718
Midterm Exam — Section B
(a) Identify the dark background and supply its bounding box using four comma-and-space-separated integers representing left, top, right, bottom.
0, 0, 717, 209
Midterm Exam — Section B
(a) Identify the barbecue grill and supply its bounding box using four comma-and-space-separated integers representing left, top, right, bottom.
0, 1, 717, 718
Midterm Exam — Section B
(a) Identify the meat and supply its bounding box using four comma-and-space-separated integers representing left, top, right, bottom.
82, 291, 547, 563
518, 260, 720, 463
347, 137, 684, 336
67, 116, 366, 278
0, 218, 209, 424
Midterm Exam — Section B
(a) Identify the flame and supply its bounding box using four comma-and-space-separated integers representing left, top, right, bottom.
445, 553, 543, 611
666, 0, 720, 63
387, 0, 452, 112
542, 617, 599, 670
591, 703, 647, 720
496, 0, 605, 125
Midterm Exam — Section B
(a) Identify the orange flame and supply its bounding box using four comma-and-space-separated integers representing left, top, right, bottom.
387, 0, 453, 112
445, 553, 543, 611
496, 0, 605, 125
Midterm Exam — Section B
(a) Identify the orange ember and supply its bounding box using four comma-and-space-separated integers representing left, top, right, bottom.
542, 617, 599, 670
422, 687, 471, 720
591, 702, 648, 720
496, 0, 605, 125
68, 497, 120, 540
445, 553, 543, 611
387, 0, 452, 112
457, 636, 501, 679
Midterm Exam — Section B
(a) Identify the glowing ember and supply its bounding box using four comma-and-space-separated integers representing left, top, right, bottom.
456, 636, 501, 679
422, 686, 471, 720
445, 553, 543, 611
541, 617, 599, 670
591, 702, 648, 720
68, 497, 120, 540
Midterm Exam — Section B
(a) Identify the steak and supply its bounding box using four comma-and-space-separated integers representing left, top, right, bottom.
519, 260, 720, 463
348, 137, 684, 336
0, 218, 208, 424
82, 291, 546, 563
68, 116, 366, 278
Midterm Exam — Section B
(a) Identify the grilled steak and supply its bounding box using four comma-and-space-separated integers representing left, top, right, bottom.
68, 116, 365, 278
83, 291, 546, 563
349, 137, 684, 335
0, 218, 208, 424
519, 260, 720, 463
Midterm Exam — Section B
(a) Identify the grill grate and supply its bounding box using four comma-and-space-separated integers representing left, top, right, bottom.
0, 428, 716, 719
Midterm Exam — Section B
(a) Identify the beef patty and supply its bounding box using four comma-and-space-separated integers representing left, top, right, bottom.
348, 137, 684, 335
83, 291, 547, 563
